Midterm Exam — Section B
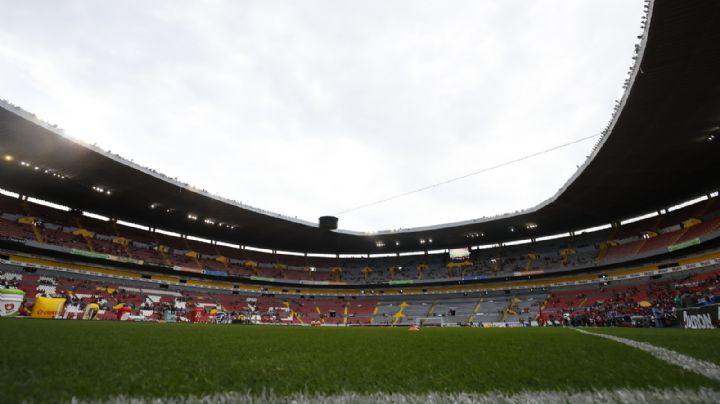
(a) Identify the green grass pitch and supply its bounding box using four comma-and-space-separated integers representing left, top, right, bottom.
1, 319, 719, 402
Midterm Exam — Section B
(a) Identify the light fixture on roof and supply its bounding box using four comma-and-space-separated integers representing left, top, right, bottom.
188, 214, 198, 220
419, 239, 426, 244
526, 223, 538, 230
3, 155, 13, 162
34, 166, 40, 170
395, 241, 400, 246
510, 227, 515, 232
150, 203, 157, 209
428, 238, 433, 243
20, 161, 30, 167
376, 241, 385, 248
708, 134, 717, 142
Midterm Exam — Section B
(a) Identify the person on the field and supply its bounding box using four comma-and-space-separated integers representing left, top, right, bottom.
651, 306, 663, 328
562, 312, 571, 326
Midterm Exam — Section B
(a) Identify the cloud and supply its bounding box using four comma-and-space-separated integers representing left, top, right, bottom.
0, 0, 645, 232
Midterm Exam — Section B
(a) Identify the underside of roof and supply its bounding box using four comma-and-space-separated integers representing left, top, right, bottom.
1, 0, 719, 254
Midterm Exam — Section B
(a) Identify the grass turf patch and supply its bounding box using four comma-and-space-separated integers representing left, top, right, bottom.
1, 320, 719, 402
593, 328, 720, 365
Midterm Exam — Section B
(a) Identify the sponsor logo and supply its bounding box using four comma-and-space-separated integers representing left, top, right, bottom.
4, 304, 14, 311
36, 309, 57, 316
215, 311, 227, 323
683, 311, 715, 329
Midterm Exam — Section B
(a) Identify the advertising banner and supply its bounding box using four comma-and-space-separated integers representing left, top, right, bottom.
462, 275, 489, 281
0, 288, 24, 317
116, 305, 133, 321
83, 303, 100, 320
668, 238, 701, 252
513, 270, 545, 277
70, 248, 144, 265
677, 304, 719, 329
202, 269, 228, 277
173, 266, 203, 274
30, 296, 66, 319
70, 248, 109, 260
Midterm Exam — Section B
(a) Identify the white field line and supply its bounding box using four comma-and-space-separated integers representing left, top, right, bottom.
71, 388, 720, 404
575, 328, 720, 381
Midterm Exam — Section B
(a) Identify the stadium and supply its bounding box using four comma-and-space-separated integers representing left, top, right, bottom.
1, 0, 720, 402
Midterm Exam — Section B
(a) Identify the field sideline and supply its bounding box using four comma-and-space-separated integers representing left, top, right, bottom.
2, 319, 719, 403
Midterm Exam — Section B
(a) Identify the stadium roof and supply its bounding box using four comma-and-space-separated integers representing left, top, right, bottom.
1, 0, 719, 255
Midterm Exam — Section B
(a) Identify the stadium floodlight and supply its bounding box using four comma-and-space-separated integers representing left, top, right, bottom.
3, 154, 13, 161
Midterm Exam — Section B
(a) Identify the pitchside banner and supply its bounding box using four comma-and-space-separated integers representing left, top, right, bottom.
677, 304, 720, 329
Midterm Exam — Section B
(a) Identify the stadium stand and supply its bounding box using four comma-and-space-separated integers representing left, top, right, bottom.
2, 193, 720, 285
6, 261, 717, 328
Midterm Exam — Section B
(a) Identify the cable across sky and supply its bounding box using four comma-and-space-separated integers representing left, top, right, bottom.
334, 133, 602, 216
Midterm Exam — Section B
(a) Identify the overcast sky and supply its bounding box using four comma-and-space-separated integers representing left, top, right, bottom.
0, 1, 645, 232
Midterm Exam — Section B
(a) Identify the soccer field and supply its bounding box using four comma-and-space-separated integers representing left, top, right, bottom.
2, 319, 720, 403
